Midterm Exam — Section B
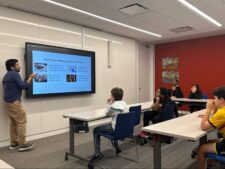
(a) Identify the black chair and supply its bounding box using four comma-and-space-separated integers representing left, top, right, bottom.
96, 112, 138, 162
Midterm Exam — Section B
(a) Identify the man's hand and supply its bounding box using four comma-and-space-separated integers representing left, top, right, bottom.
27, 73, 36, 84
29, 73, 36, 79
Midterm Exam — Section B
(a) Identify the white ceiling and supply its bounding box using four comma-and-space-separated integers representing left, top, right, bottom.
0, 0, 225, 44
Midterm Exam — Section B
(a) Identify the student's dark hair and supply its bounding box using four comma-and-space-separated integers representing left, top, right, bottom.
212, 86, 225, 100
5, 59, 18, 71
160, 87, 169, 96
194, 84, 202, 94
111, 87, 123, 101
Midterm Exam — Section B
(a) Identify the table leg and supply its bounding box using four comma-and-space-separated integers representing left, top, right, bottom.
153, 134, 161, 169
199, 135, 207, 145
65, 119, 75, 160
65, 119, 89, 162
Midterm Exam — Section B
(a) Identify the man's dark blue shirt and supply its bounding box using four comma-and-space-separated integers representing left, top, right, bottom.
3, 70, 29, 102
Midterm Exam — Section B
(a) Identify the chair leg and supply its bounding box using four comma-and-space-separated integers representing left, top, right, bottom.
133, 135, 139, 162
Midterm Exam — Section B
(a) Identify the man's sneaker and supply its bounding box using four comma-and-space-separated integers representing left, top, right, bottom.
18, 142, 36, 152
9, 143, 20, 150
89, 153, 104, 162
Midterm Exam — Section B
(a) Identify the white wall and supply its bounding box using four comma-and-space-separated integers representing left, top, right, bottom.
0, 7, 144, 146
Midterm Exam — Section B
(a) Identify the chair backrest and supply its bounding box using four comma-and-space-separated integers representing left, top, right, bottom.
114, 112, 134, 140
161, 101, 177, 121
206, 153, 225, 164
202, 94, 208, 99
129, 105, 142, 126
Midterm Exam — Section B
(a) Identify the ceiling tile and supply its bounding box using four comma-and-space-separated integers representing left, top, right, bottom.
187, 0, 223, 8
77, 2, 110, 15
94, 0, 135, 11
54, 0, 90, 8
8, 0, 41, 10
139, 0, 176, 10
0, 0, 15, 6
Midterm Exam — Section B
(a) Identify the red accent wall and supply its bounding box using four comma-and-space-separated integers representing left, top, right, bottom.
155, 35, 225, 98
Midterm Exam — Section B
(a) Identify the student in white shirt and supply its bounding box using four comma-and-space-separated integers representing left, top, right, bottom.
90, 87, 128, 162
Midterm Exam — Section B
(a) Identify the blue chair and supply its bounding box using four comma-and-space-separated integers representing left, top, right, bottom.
206, 153, 225, 168
129, 105, 142, 127
202, 94, 208, 99
97, 112, 138, 162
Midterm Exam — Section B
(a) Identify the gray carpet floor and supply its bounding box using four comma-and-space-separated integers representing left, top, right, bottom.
0, 127, 222, 169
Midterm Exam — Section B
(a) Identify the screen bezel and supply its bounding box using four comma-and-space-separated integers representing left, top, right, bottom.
25, 42, 95, 98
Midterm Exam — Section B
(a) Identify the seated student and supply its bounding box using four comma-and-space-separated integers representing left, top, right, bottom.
189, 84, 203, 113
90, 87, 128, 162
168, 80, 184, 99
139, 87, 178, 137
197, 86, 225, 169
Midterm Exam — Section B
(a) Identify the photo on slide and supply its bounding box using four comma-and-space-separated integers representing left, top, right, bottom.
34, 74, 47, 82
66, 74, 76, 82
34, 63, 47, 72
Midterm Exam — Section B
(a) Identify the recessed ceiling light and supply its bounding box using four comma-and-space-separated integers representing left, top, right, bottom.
119, 4, 148, 16
170, 26, 193, 33
42, 0, 162, 37
178, 0, 222, 27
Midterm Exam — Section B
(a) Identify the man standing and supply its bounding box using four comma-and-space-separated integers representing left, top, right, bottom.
3, 59, 36, 152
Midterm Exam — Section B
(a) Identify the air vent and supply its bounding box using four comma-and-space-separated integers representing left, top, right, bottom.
119, 3, 148, 16
170, 26, 194, 33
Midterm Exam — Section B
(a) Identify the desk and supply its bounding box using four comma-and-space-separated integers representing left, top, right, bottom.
0, 159, 14, 169
142, 109, 211, 169
172, 98, 208, 103
63, 101, 153, 162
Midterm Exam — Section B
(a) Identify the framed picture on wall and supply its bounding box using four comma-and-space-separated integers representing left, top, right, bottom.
162, 57, 179, 70
162, 71, 179, 83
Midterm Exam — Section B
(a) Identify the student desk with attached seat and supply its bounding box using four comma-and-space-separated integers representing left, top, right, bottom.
63, 101, 153, 162
142, 109, 212, 169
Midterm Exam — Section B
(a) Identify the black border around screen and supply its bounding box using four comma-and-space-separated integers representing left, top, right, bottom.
25, 42, 95, 98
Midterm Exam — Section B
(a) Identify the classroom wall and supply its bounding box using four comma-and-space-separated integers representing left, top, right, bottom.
0, 7, 146, 146
155, 35, 225, 98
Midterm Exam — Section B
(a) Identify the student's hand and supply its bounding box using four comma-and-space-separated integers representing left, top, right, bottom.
107, 98, 112, 103
107, 97, 114, 104
171, 96, 176, 99
155, 96, 160, 101
206, 100, 215, 111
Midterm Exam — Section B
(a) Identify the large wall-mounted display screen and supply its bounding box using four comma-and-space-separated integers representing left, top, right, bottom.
25, 42, 95, 97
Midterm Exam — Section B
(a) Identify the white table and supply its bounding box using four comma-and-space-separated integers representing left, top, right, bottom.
63, 101, 153, 162
0, 159, 14, 169
172, 98, 208, 103
142, 109, 211, 169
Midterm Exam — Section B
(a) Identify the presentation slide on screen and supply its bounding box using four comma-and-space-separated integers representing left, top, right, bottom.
32, 50, 92, 94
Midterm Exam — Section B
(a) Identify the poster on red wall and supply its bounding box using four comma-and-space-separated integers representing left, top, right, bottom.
162, 57, 179, 83
162, 57, 179, 70
162, 71, 179, 83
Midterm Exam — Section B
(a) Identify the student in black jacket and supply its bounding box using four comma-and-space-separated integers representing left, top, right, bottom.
168, 80, 184, 99
139, 87, 178, 137
189, 84, 203, 113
